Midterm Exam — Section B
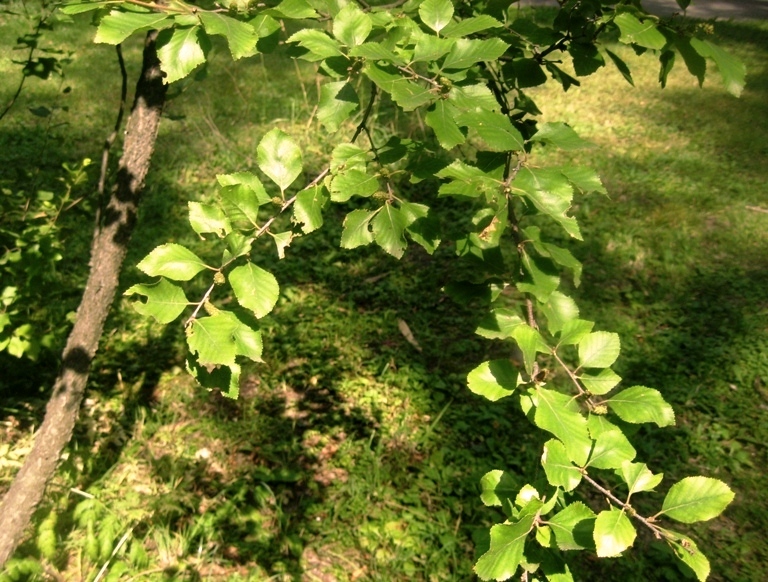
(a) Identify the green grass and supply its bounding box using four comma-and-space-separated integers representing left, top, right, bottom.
1, 3, 768, 581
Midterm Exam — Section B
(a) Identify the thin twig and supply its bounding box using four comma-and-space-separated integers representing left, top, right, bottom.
746, 205, 768, 214
351, 83, 378, 143
580, 472, 664, 539
185, 282, 216, 326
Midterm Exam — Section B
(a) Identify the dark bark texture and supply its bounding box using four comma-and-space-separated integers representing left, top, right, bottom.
0, 32, 167, 566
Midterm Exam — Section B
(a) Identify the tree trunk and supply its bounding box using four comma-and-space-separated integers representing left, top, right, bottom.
0, 32, 167, 566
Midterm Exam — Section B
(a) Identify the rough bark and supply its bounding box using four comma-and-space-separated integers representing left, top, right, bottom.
0, 32, 167, 566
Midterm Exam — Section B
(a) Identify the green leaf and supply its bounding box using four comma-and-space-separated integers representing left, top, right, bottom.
594, 507, 636, 557
513, 168, 581, 239
219, 185, 265, 230
188, 202, 231, 237
518, 251, 559, 303
257, 129, 303, 191
333, 4, 371, 47
607, 386, 675, 427
287, 29, 342, 61
157, 26, 208, 84
675, 36, 706, 86
441, 15, 501, 38
372, 203, 407, 259
539, 291, 579, 334
317, 81, 359, 132
548, 502, 596, 550
125, 278, 188, 324
467, 359, 519, 402
476, 308, 523, 340
480, 470, 518, 507
186, 311, 262, 366
218, 172, 272, 205
618, 462, 663, 496
534, 388, 591, 466
578, 331, 621, 369
605, 49, 635, 86
668, 534, 710, 581
587, 430, 636, 470
340, 209, 375, 249
531, 122, 591, 150
419, 0, 454, 34
330, 143, 368, 173
412, 33, 455, 63
400, 201, 441, 254
436, 160, 499, 198
559, 165, 607, 194
660, 477, 734, 523
222, 232, 254, 263
229, 262, 279, 319
659, 50, 676, 88
425, 100, 465, 150
137, 243, 208, 281
557, 319, 594, 347
94, 10, 172, 45
330, 170, 378, 202
474, 517, 534, 581
293, 185, 328, 234
268, 0, 318, 19
390, 81, 436, 112
270, 231, 293, 259
511, 325, 550, 376
690, 38, 746, 97
541, 439, 582, 492
579, 368, 621, 395
186, 357, 241, 399
443, 38, 509, 70
454, 110, 524, 152
60, 1, 112, 15
348, 42, 405, 65
614, 12, 667, 50
198, 12, 257, 60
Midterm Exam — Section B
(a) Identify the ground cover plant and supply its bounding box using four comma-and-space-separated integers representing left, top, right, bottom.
0, 0, 766, 580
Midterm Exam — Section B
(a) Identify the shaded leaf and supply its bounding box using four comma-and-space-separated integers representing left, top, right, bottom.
157, 26, 208, 84
125, 278, 188, 324
317, 81, 359, 132
293, 185, 328, 234
229, 262, 279, 319
340, 209, 375, 248
476, 308, 523, 340
467, 359, 519, 402
186, 311, 263, 366
548, 502, 596, 550
188, 202, 231, 237
199, 12, 257, 59
474, 516, 534, 581
480, 470, 518, 507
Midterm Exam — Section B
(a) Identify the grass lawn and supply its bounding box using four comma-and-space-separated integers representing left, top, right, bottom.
1, 4, 767, 581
